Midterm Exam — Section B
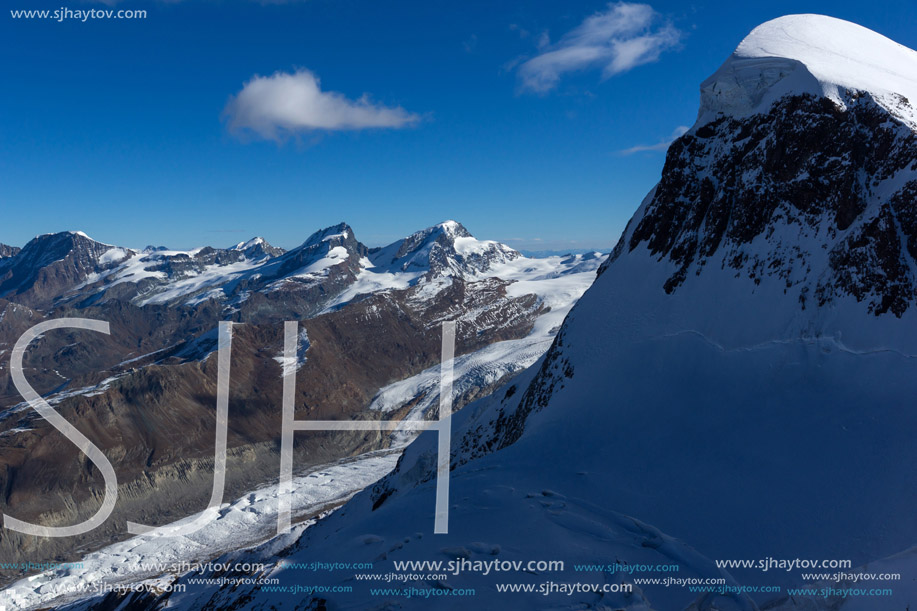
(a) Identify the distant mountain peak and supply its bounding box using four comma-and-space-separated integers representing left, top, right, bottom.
231, 236, 284, 259
0, 243, 20, 259
436, 219, 472, 238
371, 221, 519, 277
0, 221, 530, 310
232, 237, 265, 250
396, 221, 474, 257
19, 231, 114, 263
297, 222, 355, 249
31, 230, 112, 247
0, 231, 129, 308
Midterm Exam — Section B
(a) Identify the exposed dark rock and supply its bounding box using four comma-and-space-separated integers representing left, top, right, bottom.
619, 93, 917, 315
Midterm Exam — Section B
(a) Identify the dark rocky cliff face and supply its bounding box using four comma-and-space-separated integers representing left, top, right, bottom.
609, 94, 917, 316
613, 93, 917, 315
0, 233, 117, 310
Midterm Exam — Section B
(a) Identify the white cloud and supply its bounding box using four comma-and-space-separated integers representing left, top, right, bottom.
223, 69, 420, 141
619, 125, 689, 155
516, 2, 681, 93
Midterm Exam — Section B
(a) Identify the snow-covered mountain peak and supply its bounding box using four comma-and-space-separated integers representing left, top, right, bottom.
395, 221, 474, 256
296, 222, 355, 250
230, 236, 285, 259
14, 231, 120, 269
370, 221, 520, 277
436, 219, 471, 238
699, 14, 917, 125
615, 14, 917, 333
232, 237, 265, 250
0, 231, 138, 308
241, 222, 368, 297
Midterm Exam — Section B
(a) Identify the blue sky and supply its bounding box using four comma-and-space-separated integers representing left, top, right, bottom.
2, 0, 916, 251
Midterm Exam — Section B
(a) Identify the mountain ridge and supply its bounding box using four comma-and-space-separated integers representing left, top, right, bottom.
0, 221, 531, 312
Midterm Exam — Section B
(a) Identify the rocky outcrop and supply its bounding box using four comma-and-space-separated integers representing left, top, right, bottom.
616, 92, 917, 316
0, 232, 123, 310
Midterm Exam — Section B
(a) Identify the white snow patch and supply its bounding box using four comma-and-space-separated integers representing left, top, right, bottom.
232, 237, 265, 250
273, 328, 311, 376
98, 248, 130, 265
699, 14, 917, 126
